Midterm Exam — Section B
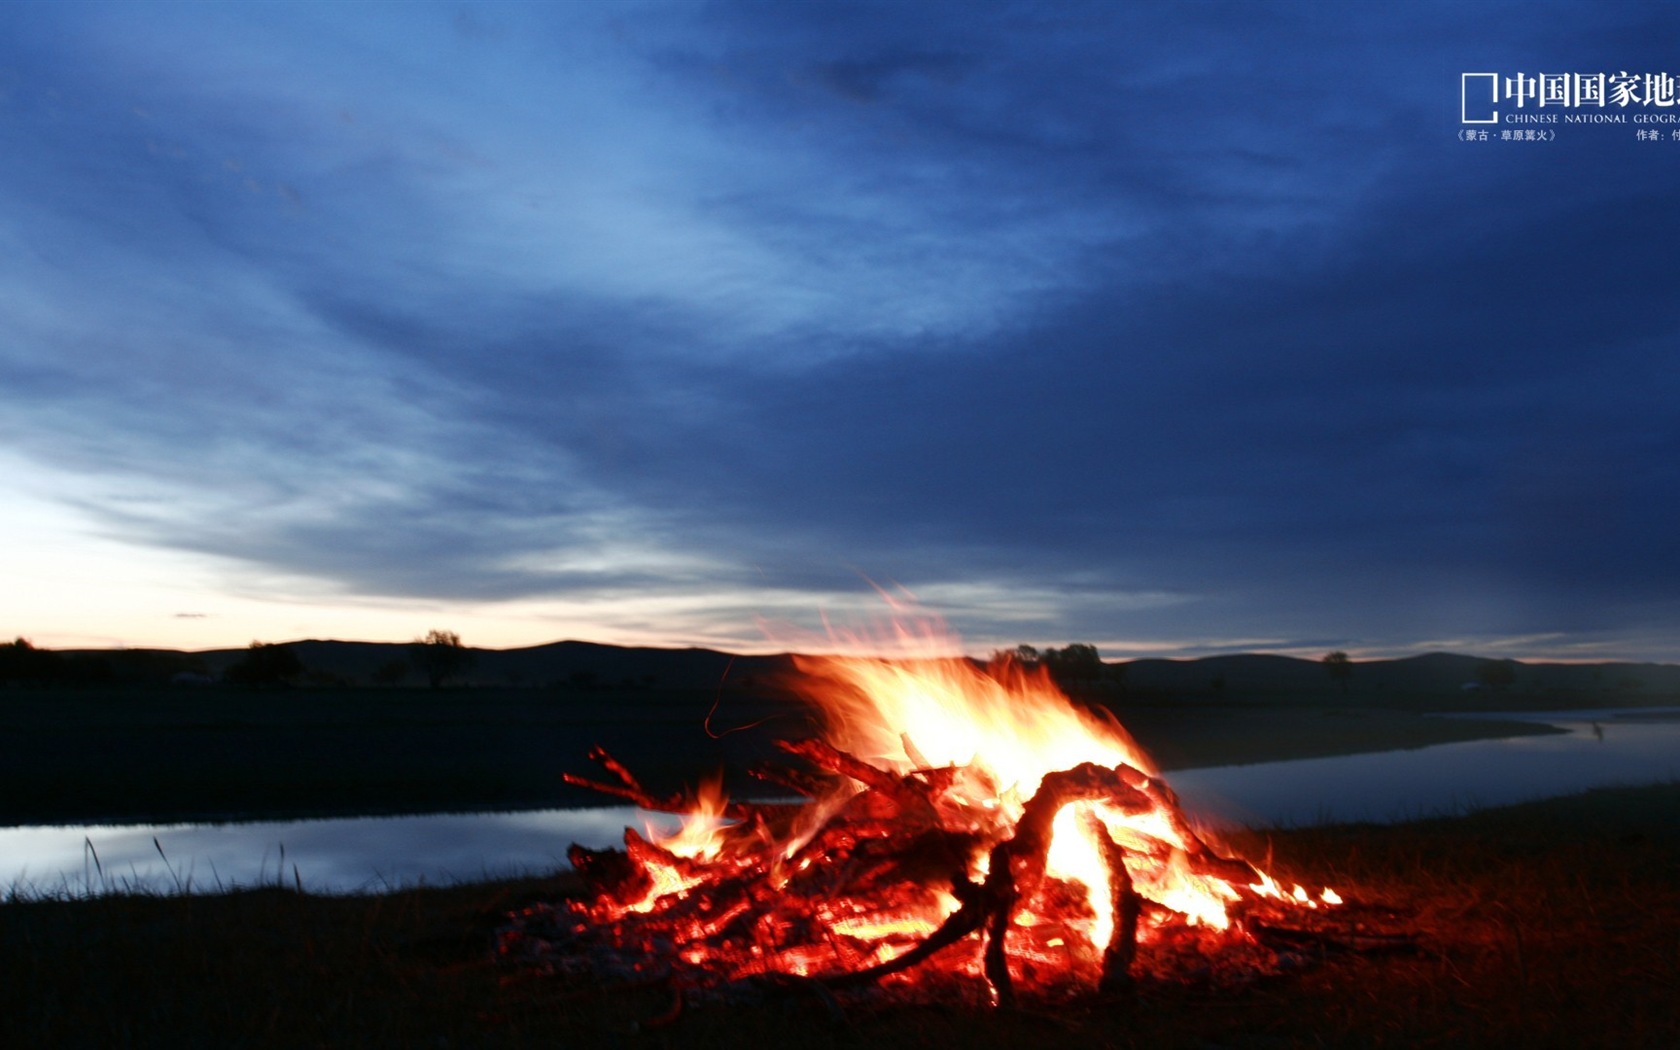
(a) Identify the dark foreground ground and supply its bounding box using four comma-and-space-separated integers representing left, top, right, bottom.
0, 684, 1571, 824
3, 781, 1677, 1048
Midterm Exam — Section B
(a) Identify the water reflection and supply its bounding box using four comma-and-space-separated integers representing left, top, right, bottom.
1170, 708, 1680, 828
4, 709, 1675, 895
1, 807, 680, 897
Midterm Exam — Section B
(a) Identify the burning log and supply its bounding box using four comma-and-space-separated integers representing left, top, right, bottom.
504, 634, 1348, 1007
816, 761, 1253, 1006
1091, 811, 1141, 994
518, 744, 1318, 1005
560, 745, 688, 814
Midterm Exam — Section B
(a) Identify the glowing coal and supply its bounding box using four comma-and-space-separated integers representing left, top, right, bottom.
501, 624, 1340, 1005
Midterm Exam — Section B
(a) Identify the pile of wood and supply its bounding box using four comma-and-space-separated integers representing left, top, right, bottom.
497, 739, 1338, 1007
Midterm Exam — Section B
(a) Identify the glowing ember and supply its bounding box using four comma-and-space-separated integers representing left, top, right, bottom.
513, 620, 1340, 1004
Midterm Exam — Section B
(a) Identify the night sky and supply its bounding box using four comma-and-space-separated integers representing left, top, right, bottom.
4, 1, 1679, 660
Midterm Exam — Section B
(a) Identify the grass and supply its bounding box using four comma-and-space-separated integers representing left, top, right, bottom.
4, 782, 1678, 1047
3, 686, 1671, 1044
1212, 783, 1680, 1047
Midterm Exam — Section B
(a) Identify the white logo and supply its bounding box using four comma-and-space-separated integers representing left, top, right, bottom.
1462, 71, 1679, 124
1461, 73, 1499, 124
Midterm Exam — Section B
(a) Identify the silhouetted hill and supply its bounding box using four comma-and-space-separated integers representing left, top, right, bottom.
1123, 653, 1328, 694
124, 639, 798, 691
32, 639, 1680, 707
474, 640, 794, 691
1119, 650, 1680, 706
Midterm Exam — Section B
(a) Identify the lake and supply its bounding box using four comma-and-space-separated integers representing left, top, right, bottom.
4, 708, 1675, 896
1169, 707, 1680, 827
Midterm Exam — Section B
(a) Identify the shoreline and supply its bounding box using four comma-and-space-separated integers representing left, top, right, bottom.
5, 782, 1677, 1048
0, 705, 1572, 829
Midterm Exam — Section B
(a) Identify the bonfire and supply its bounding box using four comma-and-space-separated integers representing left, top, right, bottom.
501, 623, 1347, 1008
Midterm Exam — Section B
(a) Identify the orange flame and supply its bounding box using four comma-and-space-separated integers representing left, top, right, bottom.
651, 773, 732, 861
795, 642, 1244, 943
570, 613, 1337, 993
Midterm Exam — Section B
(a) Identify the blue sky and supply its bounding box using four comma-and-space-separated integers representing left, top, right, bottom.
4, 0, 1680, 659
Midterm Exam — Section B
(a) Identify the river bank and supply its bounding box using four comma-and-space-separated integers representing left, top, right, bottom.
4, 780, 1675, 1048
0, 684, 1578, 826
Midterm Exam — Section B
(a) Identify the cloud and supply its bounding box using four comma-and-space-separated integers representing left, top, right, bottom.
3, 1, 1680, 657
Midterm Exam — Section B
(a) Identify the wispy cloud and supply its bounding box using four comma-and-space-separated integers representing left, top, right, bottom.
2, 1, 1678, 658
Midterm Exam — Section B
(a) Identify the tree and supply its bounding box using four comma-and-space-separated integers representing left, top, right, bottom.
224, 642, 303, 688
410, 629, 474, 689
1321, 650, 1353, 693
0, 637, 63, 685
991, 643, 1107, 686
1041, 643, 1104, 684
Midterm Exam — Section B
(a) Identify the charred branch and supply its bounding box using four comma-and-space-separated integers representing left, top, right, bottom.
1091, 811, 1140, 994
561, 745, 688, 813
819, 874, 1001, 989
777, 738, 902, 794
747, 760, 835, 799
543, 746, 1306, 1005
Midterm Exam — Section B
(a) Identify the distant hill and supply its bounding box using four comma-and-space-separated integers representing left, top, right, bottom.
23, 639, 1680, 707
46, 639, 796, 692
1120, 651, 1680, 706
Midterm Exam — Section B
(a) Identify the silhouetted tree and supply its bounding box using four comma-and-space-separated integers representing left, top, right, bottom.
0, 637, 63, 685
990, 643, 1107, 686
1041, 643, 1104, 684
410, 629, 474, 689
225, 642, 303, 687
1322, 650, 1353, 693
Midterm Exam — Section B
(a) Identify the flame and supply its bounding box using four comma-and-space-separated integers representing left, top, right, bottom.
1044, 801, 1115, 947
623, 857, 707, 914
796, 644, 1153, 802
557, 614, 1338, 996
652, 773, 732, 861
794, 642, 1243, 945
